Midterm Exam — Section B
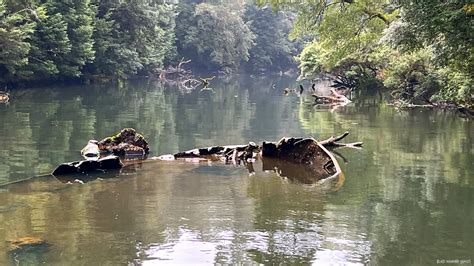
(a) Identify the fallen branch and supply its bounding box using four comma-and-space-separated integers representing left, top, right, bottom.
319, 131, 363, 149
159, 58, 192, 82
313, 88, 351, 105
388, 102, 436, 109
388, 101, 474, 118
180, 78, 201, 90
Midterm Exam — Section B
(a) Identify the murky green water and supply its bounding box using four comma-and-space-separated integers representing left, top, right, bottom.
0, 76, 472, 265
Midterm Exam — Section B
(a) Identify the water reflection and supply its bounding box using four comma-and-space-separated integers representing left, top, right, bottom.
0, 76, 472, 265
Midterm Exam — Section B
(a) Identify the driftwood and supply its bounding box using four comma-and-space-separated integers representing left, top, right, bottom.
388, 100, 474, 117
157, 132, 362, 162
262, 137, 341, 178
159, 142, 259, 165
159, 58, 191, 81
312, 88, 351, 105
318, 131, 363, 149
155, 133, 362, 183
159, 60, 217, 92
158, 58, 205, 92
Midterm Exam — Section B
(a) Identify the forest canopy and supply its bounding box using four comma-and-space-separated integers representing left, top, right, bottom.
257, 0, 473, 107
0, 0, 472, 107
0, 0, 299, 84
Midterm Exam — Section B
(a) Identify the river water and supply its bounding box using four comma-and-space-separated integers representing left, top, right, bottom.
0, 76, 472, 265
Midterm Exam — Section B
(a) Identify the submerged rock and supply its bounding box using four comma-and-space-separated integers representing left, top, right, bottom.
98, 128, 149, 157
7, 236, 50, 252
7, 236, 51, 264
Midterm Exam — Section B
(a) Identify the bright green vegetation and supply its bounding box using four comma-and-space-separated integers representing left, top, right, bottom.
0, 0, 298, 84
258, 0, 473, 108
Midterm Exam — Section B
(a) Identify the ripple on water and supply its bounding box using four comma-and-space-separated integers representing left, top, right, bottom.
142, 229, 217, 264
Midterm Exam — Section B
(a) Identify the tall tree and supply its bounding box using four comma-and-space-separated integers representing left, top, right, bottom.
23, 9, 71, 79
175, 2, 254, 72
244, 6, 299, 72
46, 0, 95, 77
0, 0, 37, 82
90, 0, 176, 78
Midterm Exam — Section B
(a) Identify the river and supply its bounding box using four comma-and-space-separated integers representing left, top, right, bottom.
0, 76, 472, 265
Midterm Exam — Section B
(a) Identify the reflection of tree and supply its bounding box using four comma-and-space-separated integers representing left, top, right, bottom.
297, 98, 474, 263
246, 75, 304, 141
0, 78, 472, 264
245, 175, 326, 264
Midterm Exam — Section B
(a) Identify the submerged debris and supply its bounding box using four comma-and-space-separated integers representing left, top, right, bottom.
48, 131, 361, 185
0, 91, 10, 104
312, 88, 351, 106
262, 137, 341, 178
170, 141, 261, 164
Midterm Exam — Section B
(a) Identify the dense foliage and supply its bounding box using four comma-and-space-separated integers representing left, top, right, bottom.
0, 0, 177, 83
259, 0, 473, 107
89, 0, 176, 78
1, 0, 299, 83
175, 2, 254, 73
244, 5, 300, 73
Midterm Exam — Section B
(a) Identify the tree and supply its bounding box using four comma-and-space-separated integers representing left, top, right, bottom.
256, 0, 395, 82
0, 0, 37, 82
89, 0, 176, 78
176, 2, 254, 72
0, 0, 94, 82
381, 1, 473, 107
244, 5, 299, 73
257, 0, 472, 107
396, 1, 473, 74
46, 0, 95, 77
23, 10, 71, 79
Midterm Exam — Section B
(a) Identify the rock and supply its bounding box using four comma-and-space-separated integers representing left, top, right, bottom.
76, 160, 101, 173
99, 155, 124, 170
81, 140, 100, 158
52, 155, 123, 176
51, 161, 81, 175
7, 237, 49, 252
98, 128, 149, 157
112, 143, 146, 157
